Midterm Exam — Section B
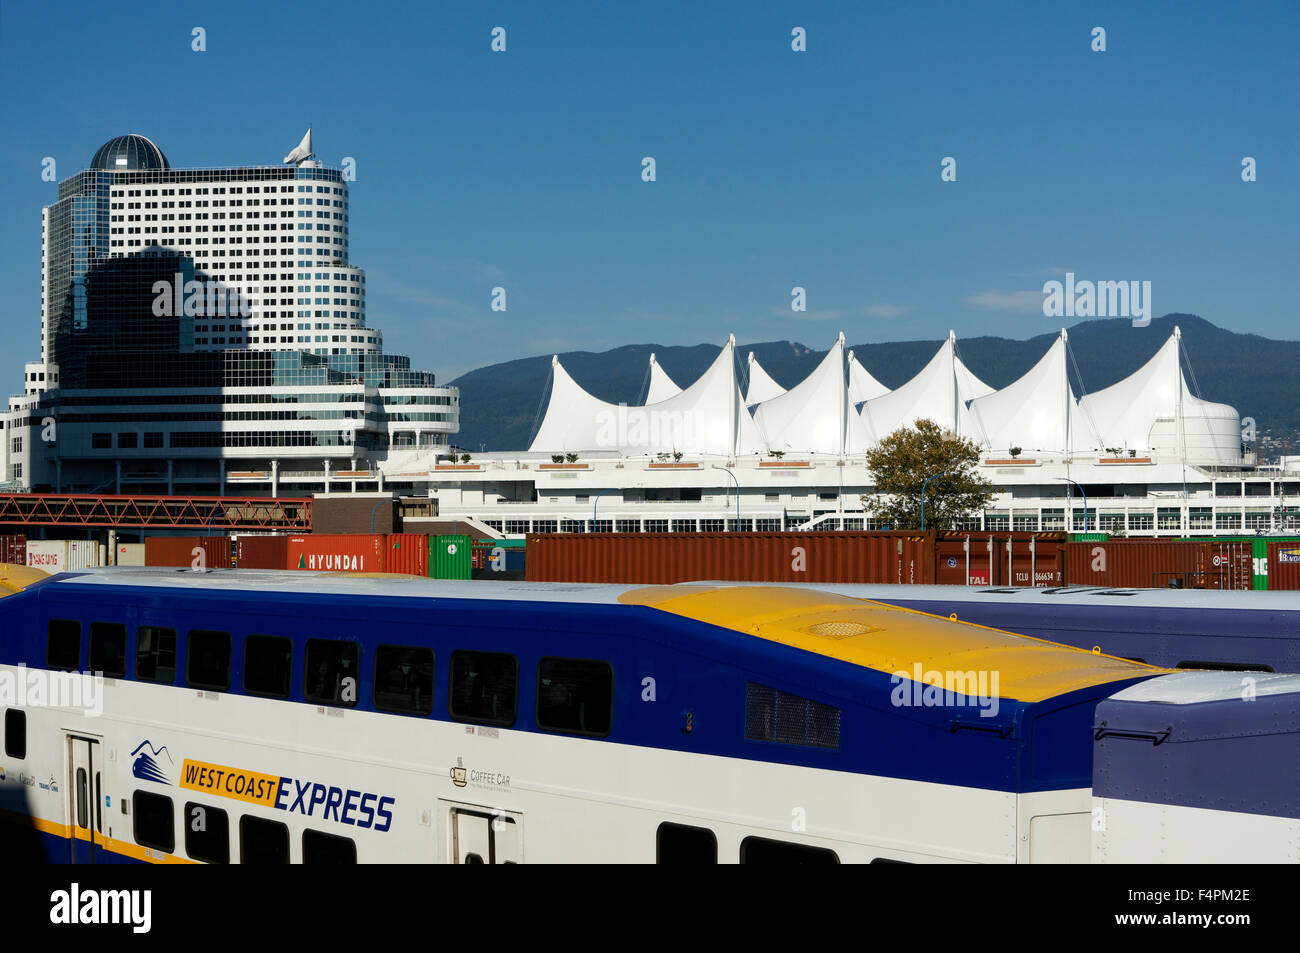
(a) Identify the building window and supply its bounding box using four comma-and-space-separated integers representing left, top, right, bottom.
449, 650, 517, 726
304, 638, 360, 707
47, 619, 81, 671
373, 645, 434, 716
536, 658, 613, 736
745, 682, 841, 749
4, 709, 25, 759
240, 815, 290, 864
144, 432, 164, 449
117, 432, 138, 449
88, 622, 127, 678
657, 822, 717, 864
133, 790, 176, 854
186, 629, 232, 691
740, 837, 839, 864
1216, 512, 1242, 530
244, 635, 292, 698
92, 432, 111, 449
302, 829, 357, 864
185, 802, 230, 864
136, 626, 177, 683
699, 519, 724, 532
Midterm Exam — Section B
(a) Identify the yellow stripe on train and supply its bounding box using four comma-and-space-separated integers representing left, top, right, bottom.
180, 759, 281, 807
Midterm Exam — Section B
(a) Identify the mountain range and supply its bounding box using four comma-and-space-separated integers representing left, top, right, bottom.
446, 315, 1300, 454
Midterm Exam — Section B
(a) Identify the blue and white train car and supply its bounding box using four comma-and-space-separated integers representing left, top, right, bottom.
0, 568, 1164, 864
1091, 671, 1300, 863
702, 583, 1300, 674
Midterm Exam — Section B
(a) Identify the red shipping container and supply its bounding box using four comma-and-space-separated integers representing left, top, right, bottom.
934, 533, 1065, 587
384, 534, 429, 577
233, 535, 290, 569
525, 531, 934, 585
287, 534, 387, 573
1065, 539, 1253, 590
1266, 541, 1300, 590
0, 534, 26, 565
145, 536, 232, 569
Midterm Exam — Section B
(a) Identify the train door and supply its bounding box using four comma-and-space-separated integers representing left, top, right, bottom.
444, 803, 522, 864
66, 733, 106, 863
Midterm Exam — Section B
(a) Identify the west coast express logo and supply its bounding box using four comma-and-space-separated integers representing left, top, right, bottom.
131, 741, 173, 785
178, 758, 395, 832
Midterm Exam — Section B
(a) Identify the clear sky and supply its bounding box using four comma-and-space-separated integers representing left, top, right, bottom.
1, 0, 1296, 388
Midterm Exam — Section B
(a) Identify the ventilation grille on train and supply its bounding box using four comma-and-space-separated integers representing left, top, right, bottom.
745, 682, 841, 749
805, 620, 881, 639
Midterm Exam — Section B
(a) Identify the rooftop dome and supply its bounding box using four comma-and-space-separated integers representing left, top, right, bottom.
90, 134, 170, 172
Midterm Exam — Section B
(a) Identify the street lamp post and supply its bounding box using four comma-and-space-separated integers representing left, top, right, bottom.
369, 499, 388, 534
592, 488, 615, 531
920, 471, 958, 531
1055, 477, 1089, 532
711, 465, 740, 527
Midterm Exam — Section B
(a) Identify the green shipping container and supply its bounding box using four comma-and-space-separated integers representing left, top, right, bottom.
432, 534, 471, 580
1068, 533, 1110, 542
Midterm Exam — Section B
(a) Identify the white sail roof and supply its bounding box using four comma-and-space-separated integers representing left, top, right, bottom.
645, 353, 682, 404
860, 332, 993, 439
847, 349, 890, 404
968, 330, 1100, 454
744, 352, 786, 406
752, 334, 868, 455
529, 337, 761, 456
1077, 327, 1240, 464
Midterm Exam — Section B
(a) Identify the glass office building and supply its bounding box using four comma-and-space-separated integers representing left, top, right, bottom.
3, 134, 457, 496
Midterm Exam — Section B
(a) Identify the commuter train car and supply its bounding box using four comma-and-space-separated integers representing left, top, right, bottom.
1092, 671, 1300, 862
710, 583, 1300, 674
0, 568, 1163, 864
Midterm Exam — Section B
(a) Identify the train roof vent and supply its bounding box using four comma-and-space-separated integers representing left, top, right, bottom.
806, 620, 881, 639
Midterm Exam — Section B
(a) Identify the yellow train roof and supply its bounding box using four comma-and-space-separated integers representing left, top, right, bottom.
620, 584, 1163, 703
0, 562, 50, 597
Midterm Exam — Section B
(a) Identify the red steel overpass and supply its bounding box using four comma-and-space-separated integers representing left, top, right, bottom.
0, 494, 312, 530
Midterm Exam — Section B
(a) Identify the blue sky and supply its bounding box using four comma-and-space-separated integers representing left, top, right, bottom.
1, 0, 1296, 387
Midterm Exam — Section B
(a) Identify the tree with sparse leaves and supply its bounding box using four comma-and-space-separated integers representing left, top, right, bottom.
862, 419, 994, 530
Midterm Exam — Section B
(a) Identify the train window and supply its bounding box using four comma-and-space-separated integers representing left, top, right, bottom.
304, 638, 360, 707
185, 802, 230, 864
244, 635, 292, 698
47, 619, 81, 671
240, 815, 290, 864
656, 822, 717, 864
133, 790, 176, 854
536, 657, 613, 736
187, 630, 231, 691
76, 769, 89, 829
449, 650, 517, 727
740, 836, 839, 865
88, 622, 127, 678
1177, 661, 1275, 673
373, 645, 434, 716
745, 682, 841, 749
302, 829, 358, 864
136, 626, 177, 683
4, 709, 26, 759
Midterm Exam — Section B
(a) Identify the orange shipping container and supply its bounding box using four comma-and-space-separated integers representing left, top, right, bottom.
384, 533, 429, 577
1064, 539, 1254, 590
1266, 541, 1300, 590
287, 534, 386, 572
145, 536, 232, 569
525, 531, 934, 585
233, 535, 290, 570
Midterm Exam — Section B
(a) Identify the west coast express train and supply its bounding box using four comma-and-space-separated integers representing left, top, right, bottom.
0, 568, 1294, 864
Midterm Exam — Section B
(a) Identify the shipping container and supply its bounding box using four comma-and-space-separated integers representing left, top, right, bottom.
1064, 539, 1254, 590
525, 531, 935, 585
933, 533, 1064, 587
433, 535, 472, 580
232, 534, 290, 570
385, 533, 429, 577
115, 543, 146, 566
25, 539, 102, 572
0, 534, 26, 565
145, 536, 233, 569
287, 533, 387, 572
1265, 540, 1300, 590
